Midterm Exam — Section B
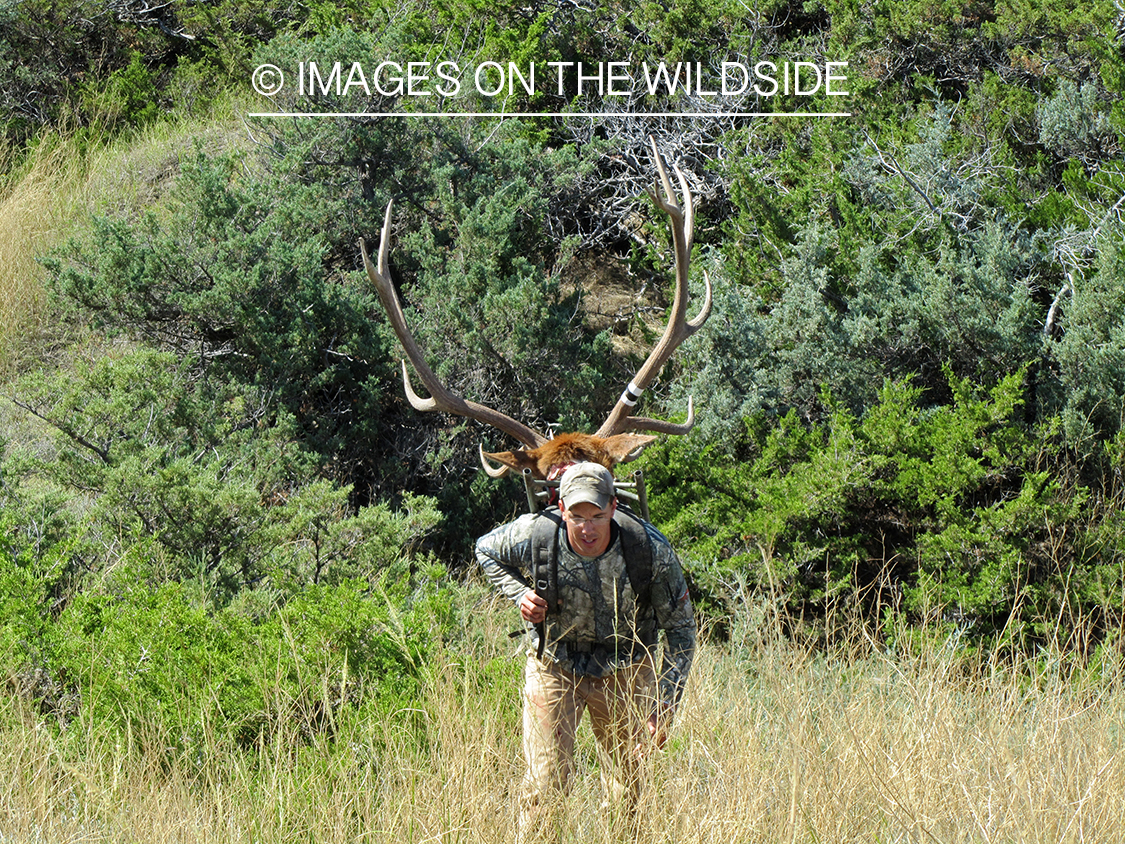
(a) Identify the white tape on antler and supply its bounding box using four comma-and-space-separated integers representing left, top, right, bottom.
619, 381, 644, 407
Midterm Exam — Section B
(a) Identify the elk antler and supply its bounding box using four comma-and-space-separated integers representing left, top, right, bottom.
595, 136, 712, 439
361, 139, 711, 479
360, 201, 549, 471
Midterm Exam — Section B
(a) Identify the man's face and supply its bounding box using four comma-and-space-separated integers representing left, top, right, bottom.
560, 498, 616, 558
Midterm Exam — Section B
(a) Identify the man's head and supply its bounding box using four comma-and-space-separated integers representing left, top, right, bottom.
558, 462, 617, 558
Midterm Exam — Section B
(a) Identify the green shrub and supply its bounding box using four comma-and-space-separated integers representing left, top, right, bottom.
644, 367, 1098, 643
47, 575, 443, 753
41, 142, 398, 485
0, 514, 49, 670
5, 344, 444, 599
1049, 241, 1125, 456
82, 52, 163, 130
676, 212, 1045, 437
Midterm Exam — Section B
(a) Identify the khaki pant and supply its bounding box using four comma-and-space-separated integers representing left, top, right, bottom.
517, 654, 658, 843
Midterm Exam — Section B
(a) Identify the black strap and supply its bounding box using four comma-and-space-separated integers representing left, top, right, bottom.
531, 510, 562, 659
613, 505, 654, 612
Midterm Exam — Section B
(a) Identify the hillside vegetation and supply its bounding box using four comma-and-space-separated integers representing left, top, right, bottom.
2, 1, 1125, 839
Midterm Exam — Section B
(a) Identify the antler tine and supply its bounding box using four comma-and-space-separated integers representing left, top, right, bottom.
360, 200, 549, 454
595, 138, 712, 439
621, 397, 695, 436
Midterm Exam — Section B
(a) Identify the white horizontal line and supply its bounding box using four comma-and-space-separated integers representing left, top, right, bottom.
247, 111, 852, 119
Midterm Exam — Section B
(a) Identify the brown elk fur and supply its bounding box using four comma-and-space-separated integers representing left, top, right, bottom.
483, 432, 657, 479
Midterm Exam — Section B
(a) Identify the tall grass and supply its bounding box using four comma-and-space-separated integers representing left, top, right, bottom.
3, 595, 1125, 844
0, 136, 74, 372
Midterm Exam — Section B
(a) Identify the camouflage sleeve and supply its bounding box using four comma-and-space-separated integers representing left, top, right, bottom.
647, 525, 697, 707
475, 515, 538, 607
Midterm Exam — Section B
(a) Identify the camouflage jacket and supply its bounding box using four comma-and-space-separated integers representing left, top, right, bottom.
475, 512, 696, 706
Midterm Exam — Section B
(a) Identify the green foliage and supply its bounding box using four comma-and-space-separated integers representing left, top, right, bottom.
1048, 240, 1125, 456
49, 576, 441, 751
0, 0, 133, 143
0, 512, 49, 668
1038, 79, 1116, 165
4, 345, 443, 600
9, 348, 291, 587
391, 135, 612, 434
265, 486, 443, 588
42, 143, 396, 483
863, 369, 1029, 520
5, 394, 448, 744
81, 52, 163, 131
646, 368, 1092, 643
679, 205, 1046, 437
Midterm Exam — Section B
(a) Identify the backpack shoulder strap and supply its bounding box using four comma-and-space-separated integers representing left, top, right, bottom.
613, 506, 654, 610
531, 508, 563, 614
530, 509, 562, 660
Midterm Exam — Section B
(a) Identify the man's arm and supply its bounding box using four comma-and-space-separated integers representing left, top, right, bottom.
648, 529, 697, 712
475, 514, 538, 610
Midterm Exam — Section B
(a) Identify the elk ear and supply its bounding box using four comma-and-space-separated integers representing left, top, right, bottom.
481, 447, 538, 477
600, 433, 658, 465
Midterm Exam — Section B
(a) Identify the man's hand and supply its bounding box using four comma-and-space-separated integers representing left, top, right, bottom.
646, 702, 674, 750
519, 591, 548, 624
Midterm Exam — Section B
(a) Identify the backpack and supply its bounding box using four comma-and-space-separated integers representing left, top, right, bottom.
528, 504, 654, 660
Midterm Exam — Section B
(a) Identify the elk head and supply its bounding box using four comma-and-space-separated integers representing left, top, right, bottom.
360, 137, 711, 481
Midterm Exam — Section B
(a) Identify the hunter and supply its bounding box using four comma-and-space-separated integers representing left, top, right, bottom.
475, 461, 696, 841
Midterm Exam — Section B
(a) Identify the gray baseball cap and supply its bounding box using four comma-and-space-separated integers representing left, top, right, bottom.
558, 462, 616, 510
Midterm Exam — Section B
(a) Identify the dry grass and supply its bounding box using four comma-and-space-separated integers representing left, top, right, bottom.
0, 137, 74, 372
3, 598, 1125, 844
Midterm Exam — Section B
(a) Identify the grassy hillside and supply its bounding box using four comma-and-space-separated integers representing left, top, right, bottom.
0, 97, 253, 374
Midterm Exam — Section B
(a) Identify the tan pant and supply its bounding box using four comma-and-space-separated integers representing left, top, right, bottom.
517, 654, 658, 843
